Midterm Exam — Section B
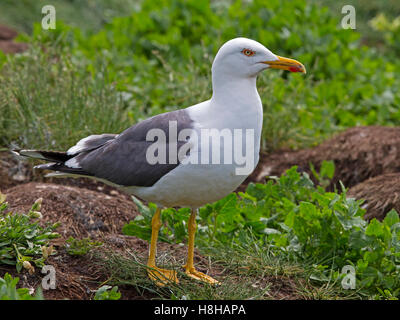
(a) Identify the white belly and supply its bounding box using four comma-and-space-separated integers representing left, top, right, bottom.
125, 162, 253, 208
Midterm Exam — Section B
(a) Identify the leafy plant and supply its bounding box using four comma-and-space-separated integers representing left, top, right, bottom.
0, 194, 59, 273
369, 13, 400, 54
94, 285, 121, 300
0, 273, 43, 300
65, 237, 103, 256
310, 160, 335, 190
353, 211, 400, 296
123, 197, 190, 244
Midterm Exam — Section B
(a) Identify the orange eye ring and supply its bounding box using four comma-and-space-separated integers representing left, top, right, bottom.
242, 48, 255, 57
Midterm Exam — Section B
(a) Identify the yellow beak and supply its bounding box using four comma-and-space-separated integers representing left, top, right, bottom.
263, 55, 306, 73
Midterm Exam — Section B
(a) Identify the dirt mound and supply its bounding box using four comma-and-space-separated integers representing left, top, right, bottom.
0, 24, 28, 54
0, 40, 28, 54
244, 126, 400, 191
4, 182, 139, 239
348, 173, 400, 221
0, 25, 17, 40
1, 182, 149, 299
1, 182, 225, 299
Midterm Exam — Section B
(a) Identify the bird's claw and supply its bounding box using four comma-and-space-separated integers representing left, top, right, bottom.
147, 266, 179, 287
183, 266, 220, 285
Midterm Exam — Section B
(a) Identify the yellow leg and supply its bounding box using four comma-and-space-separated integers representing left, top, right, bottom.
183, 208, 220, 285
147, 207, 178, 286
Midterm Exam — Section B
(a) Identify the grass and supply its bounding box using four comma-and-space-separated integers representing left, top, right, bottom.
0, 45, 130, 149
93, 233, 361, 300
0, 0, 399, 152
0, 0, 139, 35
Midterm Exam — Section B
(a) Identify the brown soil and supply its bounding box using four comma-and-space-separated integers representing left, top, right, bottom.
4, 182, 139, 239
1, 182, 141, 299
0, 24, 28, 54
0, 24, 17, 40
1, 182, 227, 300
348, 173, 400, 221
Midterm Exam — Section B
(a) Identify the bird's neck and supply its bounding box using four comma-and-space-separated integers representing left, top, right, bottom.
209, 73, 263, 148
211, 74, 260, 110
208, 73, 263, 169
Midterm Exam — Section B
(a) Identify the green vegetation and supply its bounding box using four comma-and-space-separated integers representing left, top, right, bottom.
1, 0, 400, 151
0, 273, 43, 300
94, 247, 317, 300
317, 0, 400, 48
0, 193, 59, 273
124, 166, 400, 299
65, 236, 102, 256
0, 45, 130, 149
369, 13, 400, 55
0, 0, 137, 34
94, 285, 121, 300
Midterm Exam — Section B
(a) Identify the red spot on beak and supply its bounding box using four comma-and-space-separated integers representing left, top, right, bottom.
289, 66, 300, 72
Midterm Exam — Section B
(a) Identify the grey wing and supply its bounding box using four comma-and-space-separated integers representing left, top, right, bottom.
73, 109, 194, 187
67, 134, 118, 155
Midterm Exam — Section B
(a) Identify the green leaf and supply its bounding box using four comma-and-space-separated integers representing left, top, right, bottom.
94, 285, 121, 300
122, 222, 152, 241
383, 210, 400, 228
365, 219, 384, 238
299, 201, 318, 219
320, 160, 335, 180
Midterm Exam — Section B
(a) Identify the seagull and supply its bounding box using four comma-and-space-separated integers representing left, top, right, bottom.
13, 38, 305, 286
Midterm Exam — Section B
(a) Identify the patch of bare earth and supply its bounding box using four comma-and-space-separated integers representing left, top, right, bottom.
246, 126, 400, 190
0, 24, 28, 54
5, 182, 139, 238
348, 173, 400, 221
1, 182, 142, 299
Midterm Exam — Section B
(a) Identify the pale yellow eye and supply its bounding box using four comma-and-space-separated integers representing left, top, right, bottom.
242, 49, 255, 57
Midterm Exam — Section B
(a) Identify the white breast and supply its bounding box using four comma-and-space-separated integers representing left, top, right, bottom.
125, 97, 263, 208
